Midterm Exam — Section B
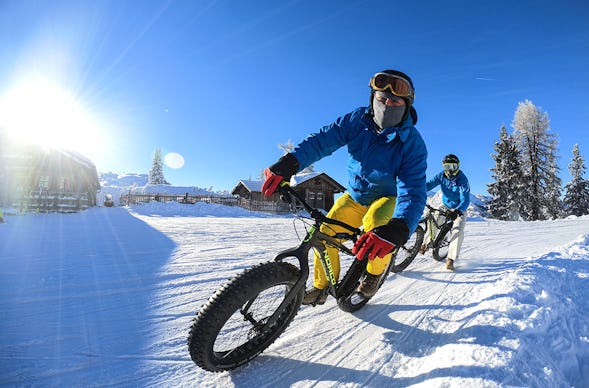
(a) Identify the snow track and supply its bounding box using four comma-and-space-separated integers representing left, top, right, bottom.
1, 208, 588, 387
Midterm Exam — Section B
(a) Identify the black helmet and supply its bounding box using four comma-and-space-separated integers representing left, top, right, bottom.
442, 154, 460, 164
442, 154, 460, 177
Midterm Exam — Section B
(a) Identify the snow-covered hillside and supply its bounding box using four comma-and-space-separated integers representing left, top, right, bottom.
426, 190, 488, 219
98, 172, 229, 206
1, 201, 588, 387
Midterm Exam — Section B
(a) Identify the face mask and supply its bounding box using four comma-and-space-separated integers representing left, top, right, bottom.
372, 96, 406, 130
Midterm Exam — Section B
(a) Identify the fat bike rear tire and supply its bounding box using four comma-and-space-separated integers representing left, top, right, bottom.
337, 258, 393, 313
188, 261, 303, 372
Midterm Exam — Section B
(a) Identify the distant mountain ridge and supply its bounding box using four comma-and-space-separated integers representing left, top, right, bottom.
426, 191, 489, 219
99, 172, 149, 187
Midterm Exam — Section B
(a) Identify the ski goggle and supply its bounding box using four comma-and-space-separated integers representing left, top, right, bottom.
373, 91, 405, 105
369, 73, 414, 100
443, 162, 459, 172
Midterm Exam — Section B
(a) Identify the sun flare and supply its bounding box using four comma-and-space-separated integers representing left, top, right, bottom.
0, 77, 104, 156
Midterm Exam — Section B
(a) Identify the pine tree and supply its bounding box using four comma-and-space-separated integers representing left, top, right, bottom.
511, 100, 561, 220
563, 144, 589, 216
544, 154, 563, 219
148, 148, 170, 185
487, 124, 524, 220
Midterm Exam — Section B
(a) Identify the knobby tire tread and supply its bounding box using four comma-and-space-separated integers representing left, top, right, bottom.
336, 258, 368, 313
188, 261, 302, 372
337, 256, 394, 313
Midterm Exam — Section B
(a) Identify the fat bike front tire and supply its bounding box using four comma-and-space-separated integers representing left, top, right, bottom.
391, 225, 424, 273
432, 224, 452, 262
188, 261, 303, 372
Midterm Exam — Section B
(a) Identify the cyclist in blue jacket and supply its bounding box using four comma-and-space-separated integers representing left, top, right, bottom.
424, 154, 470, 270
262, 70, 428, 305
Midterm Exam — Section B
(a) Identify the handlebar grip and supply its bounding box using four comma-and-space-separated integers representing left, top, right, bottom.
278, 182, 293, 204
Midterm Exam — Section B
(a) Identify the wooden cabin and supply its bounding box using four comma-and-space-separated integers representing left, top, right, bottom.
0, 136, 100, 213
232, 172, 345, 212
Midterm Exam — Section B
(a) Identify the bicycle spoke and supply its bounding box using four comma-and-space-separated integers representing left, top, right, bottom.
213, 285, 289, 354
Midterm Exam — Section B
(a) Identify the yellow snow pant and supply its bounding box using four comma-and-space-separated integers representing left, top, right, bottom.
313, 192, 396, 289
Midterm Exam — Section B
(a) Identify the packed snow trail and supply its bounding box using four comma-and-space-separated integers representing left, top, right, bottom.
0, 205, 588, 387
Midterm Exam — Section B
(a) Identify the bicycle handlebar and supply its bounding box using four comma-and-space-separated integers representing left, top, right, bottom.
425, 203, 452, 215
279, 184, 361, 236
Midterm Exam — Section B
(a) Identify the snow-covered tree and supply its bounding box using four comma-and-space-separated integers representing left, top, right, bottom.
487, 124, 524, 220
279, 139, 314, 173
278, 139, 295, 155
148, 148, 170, 185
563, 144, 589, 216
544, 154, 563, 219
511, 100, 561, 220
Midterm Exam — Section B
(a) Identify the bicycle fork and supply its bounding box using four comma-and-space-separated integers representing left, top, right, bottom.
253, 240, 312, 331
423, 218, 436, 250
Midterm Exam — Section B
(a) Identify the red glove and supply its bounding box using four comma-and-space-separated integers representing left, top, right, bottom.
261, 169, 284, 197
261, 153, 299, 197
353, 232, 395, 261
352, 219, 409, 261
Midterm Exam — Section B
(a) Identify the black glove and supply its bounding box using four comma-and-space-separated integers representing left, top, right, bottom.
447, 209, 463, 220
352, 218, 409, 261
261, 153, 300, 197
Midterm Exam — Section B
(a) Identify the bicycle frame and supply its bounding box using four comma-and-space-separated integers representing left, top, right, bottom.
261, 186, 361, 329
419, 204, 453, 250
189, 185, 405, 371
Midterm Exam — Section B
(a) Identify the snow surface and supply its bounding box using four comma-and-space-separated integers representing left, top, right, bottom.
1, 201, 589, 387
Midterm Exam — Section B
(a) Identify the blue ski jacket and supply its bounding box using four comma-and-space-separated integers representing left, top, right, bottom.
426, 171, 470, 213
291, 107, 427, 235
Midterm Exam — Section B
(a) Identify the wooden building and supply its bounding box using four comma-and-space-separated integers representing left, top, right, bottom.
0, 135, 100, 213
232, 172, 345, 212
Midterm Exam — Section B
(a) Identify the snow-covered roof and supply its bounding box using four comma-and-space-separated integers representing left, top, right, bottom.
0, 134, 97, 172
238, 180, 264, 192
290, 172, 321, 186
53, 148, 96, 170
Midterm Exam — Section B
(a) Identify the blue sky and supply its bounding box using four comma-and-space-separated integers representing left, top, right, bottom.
1, 0, 588, 195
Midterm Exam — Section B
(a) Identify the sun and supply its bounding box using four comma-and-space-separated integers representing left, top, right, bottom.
0, 76, 104, 156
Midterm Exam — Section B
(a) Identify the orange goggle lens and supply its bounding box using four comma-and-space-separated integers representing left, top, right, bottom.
369, 73, 414, 99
